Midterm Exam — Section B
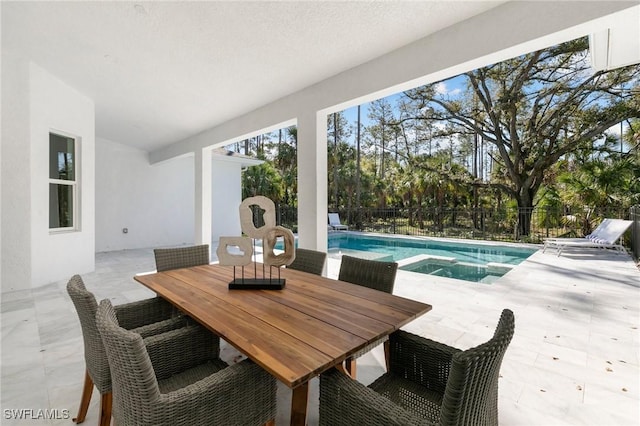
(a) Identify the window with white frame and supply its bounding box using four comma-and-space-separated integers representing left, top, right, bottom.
49, 132, 78, 230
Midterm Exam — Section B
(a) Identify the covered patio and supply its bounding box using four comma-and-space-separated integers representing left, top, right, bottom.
3, 1, 639, 292
2, 1, 639, 424
2, 243, 638, 425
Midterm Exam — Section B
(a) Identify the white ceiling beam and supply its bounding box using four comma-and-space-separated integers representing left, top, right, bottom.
589, 5, 640, 71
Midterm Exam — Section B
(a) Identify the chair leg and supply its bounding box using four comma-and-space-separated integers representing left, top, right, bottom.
99, 393, 112, 426
73, 370, 94, 423
384, 340, 390, 371
345, 357, 356, 379
263, 420, 276, 426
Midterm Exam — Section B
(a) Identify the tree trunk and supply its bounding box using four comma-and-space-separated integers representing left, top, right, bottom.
380, 122, 386, 180
516, 189, 535, 238
356, 106, 362, 230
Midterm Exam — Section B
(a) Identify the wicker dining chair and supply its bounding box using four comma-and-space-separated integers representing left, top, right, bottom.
153, 244, 210, 272
287, 248, 327, 276
67, 275, 187, 426
96, 299, 277, 426
338, 255, 398, 378
319, 309, 515, 426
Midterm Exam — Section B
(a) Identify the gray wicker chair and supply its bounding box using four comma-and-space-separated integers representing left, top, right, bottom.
338, 255, 398, 378
319, 309, 515, 426
96, 299, 277, 426
154, 244, 210, 272
67, 275, 187, 426
288, 248, 327, 275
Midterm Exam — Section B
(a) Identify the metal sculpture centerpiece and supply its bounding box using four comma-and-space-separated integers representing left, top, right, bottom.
217, 196, 295, 289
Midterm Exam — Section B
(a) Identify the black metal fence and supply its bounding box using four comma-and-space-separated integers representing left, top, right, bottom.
276, 205, 637, 257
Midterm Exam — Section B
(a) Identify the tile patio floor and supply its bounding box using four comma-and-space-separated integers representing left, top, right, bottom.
1, 243, 638, 425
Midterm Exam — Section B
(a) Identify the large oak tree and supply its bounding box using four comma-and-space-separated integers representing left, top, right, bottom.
405, 37, 640, 236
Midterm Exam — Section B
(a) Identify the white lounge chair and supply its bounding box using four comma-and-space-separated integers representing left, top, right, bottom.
543, 218, 633, 256
328, 213, 348, 231
543, 218, 610, 245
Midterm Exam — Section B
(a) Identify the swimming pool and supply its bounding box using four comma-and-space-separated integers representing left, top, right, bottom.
327, 233, 536, 284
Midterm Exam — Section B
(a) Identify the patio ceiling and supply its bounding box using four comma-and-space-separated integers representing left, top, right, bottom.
1, 1, 507, 152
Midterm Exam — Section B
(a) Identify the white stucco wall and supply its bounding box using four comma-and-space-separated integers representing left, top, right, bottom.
1, 58, 96, 291
2, 63, 95, 290
29, 63, 95, 288
211, 159, 242, 244
95, 145, 246, 252
95, 138, 194, 252
1, 53, 32, 292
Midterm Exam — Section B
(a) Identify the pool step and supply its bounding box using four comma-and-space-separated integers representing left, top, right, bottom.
486, 262, 515, 274
328, 249, 394, 262
397, 254, 457, 268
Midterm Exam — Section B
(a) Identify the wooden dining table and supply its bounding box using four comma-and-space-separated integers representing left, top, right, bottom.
134, 263, 432, 426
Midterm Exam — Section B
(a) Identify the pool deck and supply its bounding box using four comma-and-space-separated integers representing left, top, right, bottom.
2, 243, 639, 425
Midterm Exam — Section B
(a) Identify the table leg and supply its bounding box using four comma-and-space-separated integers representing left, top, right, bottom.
344, 357, 356, 378
290, 382, 309, 426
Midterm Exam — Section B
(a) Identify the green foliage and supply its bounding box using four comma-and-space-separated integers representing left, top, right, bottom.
533, 184, 563, 228
242, 161, 283, 201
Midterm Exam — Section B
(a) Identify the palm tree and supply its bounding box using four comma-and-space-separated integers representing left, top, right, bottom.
242, 161, 283, 202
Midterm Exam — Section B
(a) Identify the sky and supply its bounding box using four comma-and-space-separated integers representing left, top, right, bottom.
231, 65, 631, 156
341, 75, 466, 130
338, 74, 630, 151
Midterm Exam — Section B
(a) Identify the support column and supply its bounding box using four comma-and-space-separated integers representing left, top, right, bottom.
297, 110, 328, 252
194, 147, 213, 247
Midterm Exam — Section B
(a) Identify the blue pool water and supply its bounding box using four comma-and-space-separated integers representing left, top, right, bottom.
277, 233, 536, 283
328, 233, 534, 264
327, 233, 536, 284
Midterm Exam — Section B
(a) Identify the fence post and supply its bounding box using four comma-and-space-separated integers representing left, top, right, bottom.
545, 206, 549, 238
392, 208, 396, 235
631, 205, 639, 261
